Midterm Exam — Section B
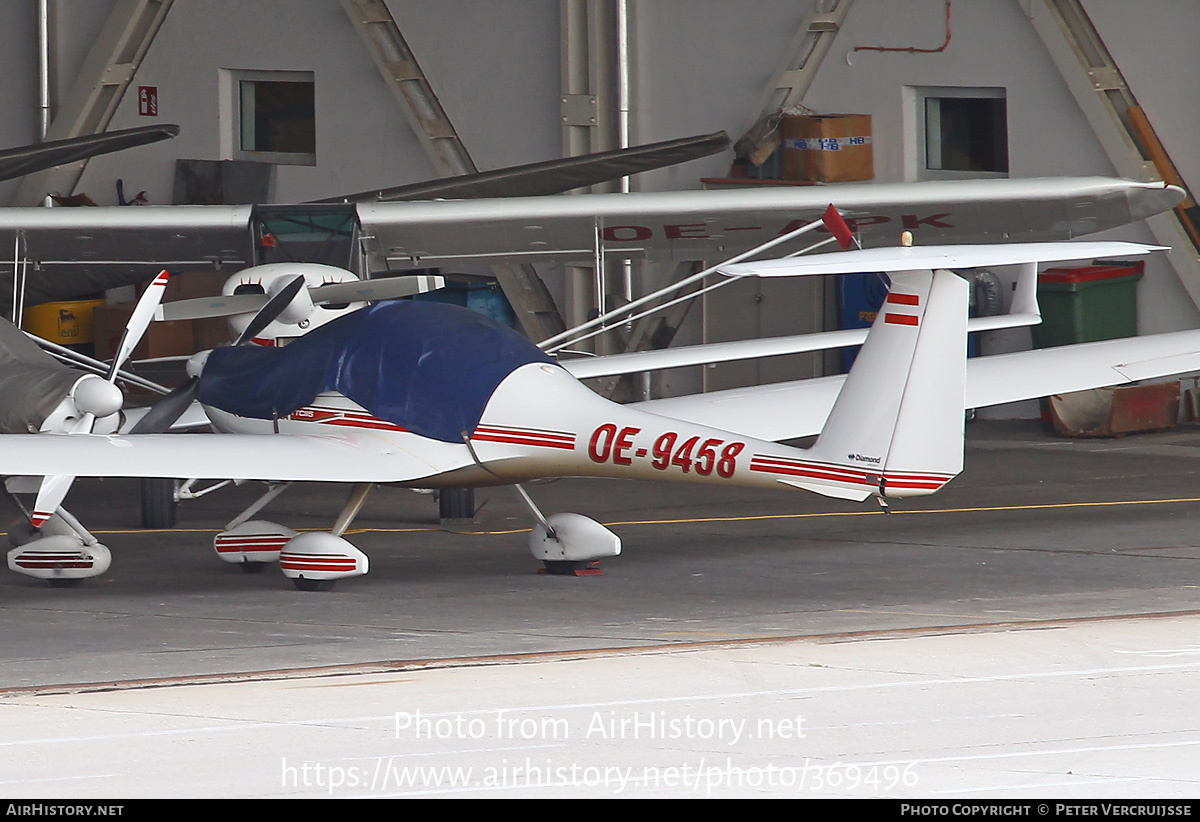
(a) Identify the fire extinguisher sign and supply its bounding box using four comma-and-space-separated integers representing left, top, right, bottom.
138, 86, 158, 116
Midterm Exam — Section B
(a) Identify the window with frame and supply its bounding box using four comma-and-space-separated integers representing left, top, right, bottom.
228, 70, 316, 165
912, 87, 1008, 178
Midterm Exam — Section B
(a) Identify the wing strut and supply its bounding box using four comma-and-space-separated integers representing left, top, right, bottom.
541, 205, 851, 353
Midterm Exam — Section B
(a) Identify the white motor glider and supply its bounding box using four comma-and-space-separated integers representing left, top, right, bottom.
1, 239, 1198, 591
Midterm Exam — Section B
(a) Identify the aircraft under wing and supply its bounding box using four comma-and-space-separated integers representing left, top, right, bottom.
0, 205, 255, 304
0, 177, 1181, 305
634, 331, 1200, 443
564, 315, 1049, 380
358, 177, 1183, 268
0, 430, 472, 484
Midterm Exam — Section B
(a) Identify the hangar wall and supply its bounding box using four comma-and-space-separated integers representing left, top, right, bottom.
0, 0, 1196, 412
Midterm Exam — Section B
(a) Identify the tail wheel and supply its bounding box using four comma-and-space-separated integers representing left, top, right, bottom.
141, 478, 178, 529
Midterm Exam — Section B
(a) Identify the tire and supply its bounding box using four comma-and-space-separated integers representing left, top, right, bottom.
439, 488, 475, 520
293, 577, 336, 592
542, 560, 590, 576
141, 478, 177, 529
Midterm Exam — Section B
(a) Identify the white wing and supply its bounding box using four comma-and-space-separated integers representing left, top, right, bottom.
358, 178, 1181, 267
0, 430, 474, 483
563, 310, 1049, 380
0, 177, 1180, 275
636, 331, 1200, 442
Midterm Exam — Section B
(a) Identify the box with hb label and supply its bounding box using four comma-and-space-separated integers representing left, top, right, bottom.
781, 114, 873, 182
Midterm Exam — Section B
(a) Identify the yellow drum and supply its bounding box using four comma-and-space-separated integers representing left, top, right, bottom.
22, 299, 105, 345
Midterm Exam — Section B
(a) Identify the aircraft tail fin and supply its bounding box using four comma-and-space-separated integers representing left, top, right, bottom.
796, 268, 968, 501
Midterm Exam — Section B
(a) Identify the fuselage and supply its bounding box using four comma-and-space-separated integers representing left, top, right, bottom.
202, 360, 954, 500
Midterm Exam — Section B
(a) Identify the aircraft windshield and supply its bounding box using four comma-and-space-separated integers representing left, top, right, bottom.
198, 299, 553, 442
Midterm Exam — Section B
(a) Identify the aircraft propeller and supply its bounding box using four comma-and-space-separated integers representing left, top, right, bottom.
130, 274, 307, 436
156, 271, 445, 323
30, 270, 171, 527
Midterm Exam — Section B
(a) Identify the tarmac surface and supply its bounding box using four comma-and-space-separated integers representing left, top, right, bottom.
3, 420, 1200, 797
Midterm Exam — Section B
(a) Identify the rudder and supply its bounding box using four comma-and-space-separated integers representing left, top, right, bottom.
799, 268, 968, 500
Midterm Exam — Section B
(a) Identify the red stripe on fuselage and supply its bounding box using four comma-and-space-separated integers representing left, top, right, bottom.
472, 424, 576, 450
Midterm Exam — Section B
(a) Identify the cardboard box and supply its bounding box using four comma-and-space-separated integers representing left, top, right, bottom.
131, 269, 233, 352
781, 114, 873, 182
93, 303, 194, 361
137, 268, 230, 303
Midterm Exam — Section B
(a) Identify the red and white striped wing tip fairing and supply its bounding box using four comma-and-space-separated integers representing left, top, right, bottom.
7, 538, 111, 580
277, 533, 368, 581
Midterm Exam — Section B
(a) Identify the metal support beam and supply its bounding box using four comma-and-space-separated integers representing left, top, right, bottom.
695, 2, 857, 388
560, 0, 619, 178
1024, 0, 1200, 312
743, 0, 857, 133
560, 0, 622, 352
341, 0, 564, 340
341, 0, 473, 178
13, 0, 175, 206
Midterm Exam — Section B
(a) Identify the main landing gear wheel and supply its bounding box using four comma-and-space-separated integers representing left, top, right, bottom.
240, 562, 268, 574
141, 478, 177, 529
46, 577, 82, 589
439, 488, 475, 521
293, 577, 336, 592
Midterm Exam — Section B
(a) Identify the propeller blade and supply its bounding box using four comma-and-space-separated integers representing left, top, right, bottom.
106, 270, 171, 381
128, 376, 200, 435
308, 274, 445, 305
235, 275, 306, 346
162, 273, 446, 322
31, 474, 75, 528
157, 293, 268, 322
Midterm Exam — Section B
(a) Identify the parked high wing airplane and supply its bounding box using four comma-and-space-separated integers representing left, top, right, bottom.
0, 166, 1189, 588
0, 175, 1183, 308
2, 238, 1198, 590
